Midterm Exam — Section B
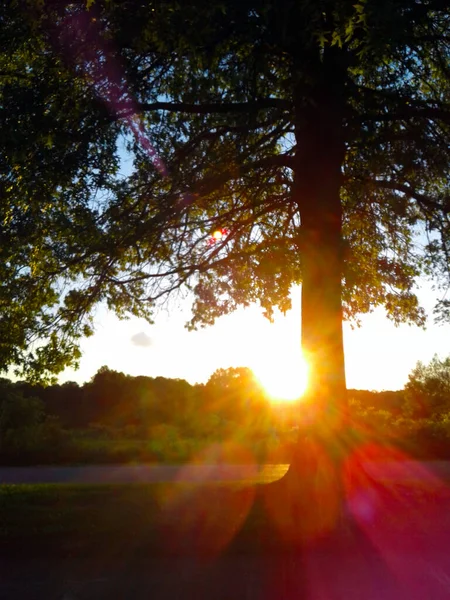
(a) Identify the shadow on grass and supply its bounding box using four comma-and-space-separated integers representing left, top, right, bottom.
2, 480, 406, 600
3, 439, 450, 597
5, 460, 450, 599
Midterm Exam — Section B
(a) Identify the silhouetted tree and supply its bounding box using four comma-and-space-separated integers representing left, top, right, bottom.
404, 355, 450, 418
84, 366, 132, 425
2, 1, 449, 440
348, 390, 405, 416
41, 381, 87, 428
204, 367, 267, 426
0, 389, 44, 434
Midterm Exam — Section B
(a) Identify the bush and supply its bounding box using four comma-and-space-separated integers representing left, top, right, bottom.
395, 415, 450, 459
0, 415, 69, 464
0, 390, 44, 439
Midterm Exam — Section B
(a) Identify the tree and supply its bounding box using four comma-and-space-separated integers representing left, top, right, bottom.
2, 0, 450, 435
0, 388, 44, 454
204, 367, 267, 425
0, 1, 150, 380
84, 366, 131, 425
0, 388, 44, 434
404, 355, 450, 419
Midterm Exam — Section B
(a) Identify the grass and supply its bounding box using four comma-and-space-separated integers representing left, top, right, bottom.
0, 435, 294, 466
3, 465, 450, 559
0, 465, 289, 548
0, 482, 266, 557
1, 483, 160, 538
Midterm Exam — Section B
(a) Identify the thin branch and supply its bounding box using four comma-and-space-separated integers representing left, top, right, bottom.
196, 154, 295, 194
371, 179, 442, 213
171, 118, 284, 163
130, 98, 291, 116
361, 106, 450, 125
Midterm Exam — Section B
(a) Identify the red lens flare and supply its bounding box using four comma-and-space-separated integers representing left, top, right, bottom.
264, 438, 341, 545
159, 442, 255, 557
207, 228, 229, 245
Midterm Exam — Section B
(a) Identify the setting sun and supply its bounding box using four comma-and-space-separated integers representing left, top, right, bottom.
251, 352, 309, 402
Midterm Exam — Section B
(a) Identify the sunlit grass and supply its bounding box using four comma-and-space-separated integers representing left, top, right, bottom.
3, 460, 450, 558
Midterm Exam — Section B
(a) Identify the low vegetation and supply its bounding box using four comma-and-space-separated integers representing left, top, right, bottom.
1, 356, 450, 465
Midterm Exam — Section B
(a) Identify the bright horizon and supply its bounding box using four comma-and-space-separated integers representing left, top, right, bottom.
58, 281, 450, 394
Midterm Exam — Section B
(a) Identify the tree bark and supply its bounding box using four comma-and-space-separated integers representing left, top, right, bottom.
294, 50, 347, 434
264, 56, 351, 544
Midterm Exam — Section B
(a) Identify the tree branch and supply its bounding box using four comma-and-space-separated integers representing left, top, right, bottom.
195, 154, 294, 195
361, 105, 450, 125
371, 179, 443, 212
171, 119, 281, 163
351, 82, 450, 125
133, 98, 292, 115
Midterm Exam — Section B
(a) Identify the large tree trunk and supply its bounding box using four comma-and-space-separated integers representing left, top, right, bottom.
294, 48, 347, 433
298, 117, 347, 434
264, 51, 351, 544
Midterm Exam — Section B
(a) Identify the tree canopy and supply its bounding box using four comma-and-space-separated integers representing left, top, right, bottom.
404, 354, 450, 418
1, 1, 450, 392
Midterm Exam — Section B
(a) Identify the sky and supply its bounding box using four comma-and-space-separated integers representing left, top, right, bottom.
53, 73, 450, 395
47, 11, 450, 395
59, 279, 450, 393
56, 146, 450, 394
57, 144, 450, 395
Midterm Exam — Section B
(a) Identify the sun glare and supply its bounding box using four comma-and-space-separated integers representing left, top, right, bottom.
252, 353, 309, 402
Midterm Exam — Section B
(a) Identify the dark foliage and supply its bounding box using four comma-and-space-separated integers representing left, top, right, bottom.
2, 356, 450, 464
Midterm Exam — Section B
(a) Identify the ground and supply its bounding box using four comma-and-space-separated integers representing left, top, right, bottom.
3, 531, 450, 599
2, 461, 450, 599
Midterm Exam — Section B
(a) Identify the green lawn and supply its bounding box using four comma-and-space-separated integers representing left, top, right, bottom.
3, 475, 450, 558
0, 466, 288, 548
1, 483, 160, 538
0, 482, 267, 556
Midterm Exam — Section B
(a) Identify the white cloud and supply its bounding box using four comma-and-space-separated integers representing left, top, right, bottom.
131, 332, 153, 348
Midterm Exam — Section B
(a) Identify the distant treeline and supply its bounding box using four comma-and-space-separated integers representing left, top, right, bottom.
0, 366, 297, 464
1, 356, 450, 464
1, 366, 405, 431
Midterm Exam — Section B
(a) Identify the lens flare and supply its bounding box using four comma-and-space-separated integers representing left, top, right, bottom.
57, 8, 167, 176
252, 353, 309, 402
159, 442, 255, 556
264, 439, 341, 544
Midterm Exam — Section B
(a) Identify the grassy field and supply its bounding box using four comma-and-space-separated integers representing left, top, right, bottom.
1, 483, 162, 538
0, 482, 269, 556
3, 469, 450, 559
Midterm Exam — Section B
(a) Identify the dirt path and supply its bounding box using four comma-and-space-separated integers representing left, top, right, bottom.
0, 463, 288, 484
2, 460, 450, 485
